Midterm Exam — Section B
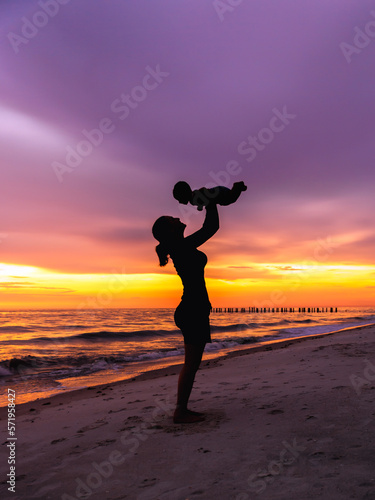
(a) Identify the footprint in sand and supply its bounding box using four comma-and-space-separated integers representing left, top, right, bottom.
258, 404, 275, 409
139, 477, 159, 488
108, 408, 127, 414
77, 418, 108, 434
236, 384, 250, 391
94, 439, 116, 447
126, 415, 143, 422
51, 438, 66, 445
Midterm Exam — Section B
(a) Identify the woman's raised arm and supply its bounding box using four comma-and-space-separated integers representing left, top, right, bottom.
184, 203, 219, 248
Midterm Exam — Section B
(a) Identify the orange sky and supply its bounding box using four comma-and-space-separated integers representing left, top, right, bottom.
1, 259, 375, 310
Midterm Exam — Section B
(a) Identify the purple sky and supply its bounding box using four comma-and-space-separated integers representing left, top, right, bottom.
1, 0, 375, 277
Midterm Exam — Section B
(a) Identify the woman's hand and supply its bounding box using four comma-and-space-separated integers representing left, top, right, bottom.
184, 202, 219, 247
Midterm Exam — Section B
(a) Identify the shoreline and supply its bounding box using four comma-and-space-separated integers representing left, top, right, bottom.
1, 320, 374, 499
2, 322, 374, 418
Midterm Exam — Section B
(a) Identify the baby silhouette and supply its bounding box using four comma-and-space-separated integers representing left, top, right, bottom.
173, 181, 247, 211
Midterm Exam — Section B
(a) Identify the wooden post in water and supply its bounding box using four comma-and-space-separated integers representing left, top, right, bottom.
211, 306, 338, 313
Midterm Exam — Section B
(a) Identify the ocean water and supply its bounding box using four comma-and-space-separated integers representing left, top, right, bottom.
0, 307, 374, 406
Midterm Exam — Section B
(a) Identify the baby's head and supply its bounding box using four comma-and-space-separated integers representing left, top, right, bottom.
173, 181, 192, 204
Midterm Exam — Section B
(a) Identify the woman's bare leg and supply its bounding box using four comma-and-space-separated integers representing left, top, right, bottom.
174, 343, 206, 423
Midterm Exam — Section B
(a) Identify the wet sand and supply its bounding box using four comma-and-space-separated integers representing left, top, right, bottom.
1, 324, 375, 500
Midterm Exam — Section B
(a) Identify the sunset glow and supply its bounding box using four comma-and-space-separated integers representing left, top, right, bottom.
1, 261, 374, 309
1, 1, 375, 310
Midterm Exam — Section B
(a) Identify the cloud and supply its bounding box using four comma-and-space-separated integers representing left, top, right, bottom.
0, 281, 74, 292
227, 266, 255, 269
271, 266, 306, 272
0, 105, 68, 149
1, 0, 375, 277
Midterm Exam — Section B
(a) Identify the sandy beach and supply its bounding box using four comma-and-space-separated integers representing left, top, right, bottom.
1, 324, 375, 500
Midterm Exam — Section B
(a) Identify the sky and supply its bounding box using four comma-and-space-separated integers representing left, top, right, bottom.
1, 0, 375, 309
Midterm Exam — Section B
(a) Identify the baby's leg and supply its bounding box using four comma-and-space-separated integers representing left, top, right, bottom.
233, 181, 247, 193
218, 182, 247, 206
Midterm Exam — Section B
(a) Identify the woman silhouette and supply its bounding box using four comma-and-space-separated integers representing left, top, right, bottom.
152, 202, 219, 423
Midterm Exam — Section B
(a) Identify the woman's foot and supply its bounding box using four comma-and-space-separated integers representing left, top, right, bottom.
173, 407, 205, 424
